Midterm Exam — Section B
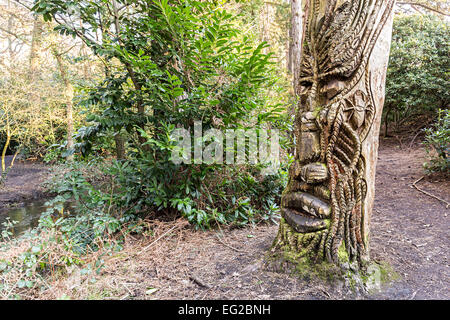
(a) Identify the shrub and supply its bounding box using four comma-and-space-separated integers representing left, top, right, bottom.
423, 109, 449, 173
384, 14, 449, 133
32, 0, 290, 228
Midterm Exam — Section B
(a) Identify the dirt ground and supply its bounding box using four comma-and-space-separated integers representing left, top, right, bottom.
1, 139, 449, 300
35, 138, 449, 300
369, 139, 449, 299
0, 155, 50, 211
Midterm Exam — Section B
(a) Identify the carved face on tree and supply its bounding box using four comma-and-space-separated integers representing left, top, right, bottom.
276, 0, 395, 268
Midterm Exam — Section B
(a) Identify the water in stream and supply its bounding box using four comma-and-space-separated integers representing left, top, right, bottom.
0, 200, 49, 237
0, 199, 80, 238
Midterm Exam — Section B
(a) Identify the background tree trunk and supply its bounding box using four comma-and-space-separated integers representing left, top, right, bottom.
53, 49, 75, 162
1, 130, 11, 172
114, 133, 126, 160
289, 0, 304, 96
29, 15, 43, 79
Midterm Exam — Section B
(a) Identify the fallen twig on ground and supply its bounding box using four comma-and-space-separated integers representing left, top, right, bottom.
394, 135, 404, 150
189, 275, 211, 289
214, 234, 244, 253
410, 176, 450, 209
137, 223, 181, 255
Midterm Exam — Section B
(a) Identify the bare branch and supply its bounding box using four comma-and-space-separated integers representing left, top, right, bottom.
397, 2, 450, 16
0, 25, 29, 43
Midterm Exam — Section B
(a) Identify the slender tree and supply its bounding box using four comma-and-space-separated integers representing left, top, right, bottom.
289, 0, 304, 96
29, 14, 43, 78
52, 47, 75, 162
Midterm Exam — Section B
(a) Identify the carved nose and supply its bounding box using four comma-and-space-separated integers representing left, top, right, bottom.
297, 130, 321, 163
300, 163, 328, 184
298, 113, 321, 163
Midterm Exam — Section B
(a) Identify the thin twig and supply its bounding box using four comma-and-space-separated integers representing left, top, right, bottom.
214, 234, 244, 253
408, 119, 432, 149
189, 275, 211, 289
137, 225, 179, 255
394, 135, 404, 150
410, 176, 450, 209
408, 130, 422, 149
397, 2, 449, 16
121, 282, 134, 296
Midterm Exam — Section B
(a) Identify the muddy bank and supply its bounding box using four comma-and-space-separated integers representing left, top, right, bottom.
0, 155, 51, 212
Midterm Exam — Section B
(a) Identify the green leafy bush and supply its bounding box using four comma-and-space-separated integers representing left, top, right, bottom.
44, 149, 287, 231
32, 0, 290, 229
423, 109, 449, 173
384, 14, 449, 133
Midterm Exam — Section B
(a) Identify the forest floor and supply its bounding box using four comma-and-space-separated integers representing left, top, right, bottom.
40, 137, 449, 300
0, 138, 449, 300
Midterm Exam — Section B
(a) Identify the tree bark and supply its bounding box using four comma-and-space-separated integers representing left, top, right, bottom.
29, 14, 44, 136
1, 131, 11, 172
272, 0, 395, 270
29, 15, 43, 79
114, 133, 126, 160
287, 0, 305, 155
290, 0, 304, 96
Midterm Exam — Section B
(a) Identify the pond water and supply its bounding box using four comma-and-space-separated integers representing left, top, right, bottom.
0, 200, 49, 237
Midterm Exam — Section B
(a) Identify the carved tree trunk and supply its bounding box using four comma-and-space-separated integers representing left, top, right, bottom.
272, 0, 395, 270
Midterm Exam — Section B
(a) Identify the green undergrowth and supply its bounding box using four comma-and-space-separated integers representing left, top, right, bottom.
0, 156, 287, 299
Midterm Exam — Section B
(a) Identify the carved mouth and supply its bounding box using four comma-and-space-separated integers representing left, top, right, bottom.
281, 208, 328, 233
281, 191, 331, 233
282, 192, 331, 219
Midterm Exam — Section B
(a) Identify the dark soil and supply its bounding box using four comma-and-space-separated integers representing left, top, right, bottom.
0, 156, 50, 212
369, 138, 449, 299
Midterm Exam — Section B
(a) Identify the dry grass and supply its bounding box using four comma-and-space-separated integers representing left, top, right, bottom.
16, 218, 340, 300
33, 218, 196, 300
